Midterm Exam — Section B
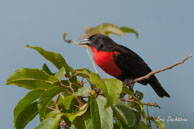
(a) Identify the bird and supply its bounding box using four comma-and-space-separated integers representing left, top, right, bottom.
79, 34, 170, 98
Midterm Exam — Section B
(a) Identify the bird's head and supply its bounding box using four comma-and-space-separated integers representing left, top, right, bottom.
79, 34, 115, 51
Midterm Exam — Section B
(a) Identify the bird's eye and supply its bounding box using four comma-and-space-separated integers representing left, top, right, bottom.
92, 37, 96, 42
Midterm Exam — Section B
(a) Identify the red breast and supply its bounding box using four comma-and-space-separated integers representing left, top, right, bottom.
90, 46, 123, 78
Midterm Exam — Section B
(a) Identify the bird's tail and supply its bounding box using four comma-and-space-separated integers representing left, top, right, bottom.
148, 76, 170, 98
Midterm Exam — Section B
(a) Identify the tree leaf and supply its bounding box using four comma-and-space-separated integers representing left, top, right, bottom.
89, 73, 108, 103
103, 78, 123, 108
90, 73, 122, 108
113, 120, 124, 129
122, 85, 136, 98
57, 94, 65, 106
46, 110, 61, 119
26, 45, 73, 73
72, 117, 87, 129
42, 63, 54, 75
135, 90, 144, 101
38, 86, 66, 120
90, 96, 113, 129
83, 112, 94, 129
55, 67, 66, 81
80, 23, 126, 39
15, 102, 38, 129
112, 101, 136, 128
6, 68, 58, 89
150, 117, 165, 129
122, 86, 144, 115
119, 26, 139, 38
130, 121, 149, 129
66, 103, 88, 122
72, 111, 94, 129
90, 96, 101, 129
63, 86, 91, 110
74, 68, 91, 78
34, 113, 63, 129
14, 89, 44, 128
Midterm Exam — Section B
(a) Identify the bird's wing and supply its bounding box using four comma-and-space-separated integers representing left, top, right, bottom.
114, 45, 152, 78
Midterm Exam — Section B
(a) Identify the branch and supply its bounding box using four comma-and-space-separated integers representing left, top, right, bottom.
120, 98, 160, 108
86, 48, 98, 73
66, 77, 83, 107
143, 102, 160, 108
146, 105, 152, 129
131, 54, 192, 84
53, 93, 60, 110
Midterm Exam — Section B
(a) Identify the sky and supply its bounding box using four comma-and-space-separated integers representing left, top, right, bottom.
0, 0, 194, 129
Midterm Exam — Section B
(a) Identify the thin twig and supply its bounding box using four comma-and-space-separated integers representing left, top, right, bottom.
60, 119, 70, 129
47, 106, 56, 111
120, 98, 160, 108
80, 77, 84, 86
66, 77, 75, 93
131, 54, 192, 84
71, 82, 82, 88
146, 105, 152, 129
86, 48, 98, 73
54, 94, 60, 110
142, 102, 160, 109
66, 77, 83, 106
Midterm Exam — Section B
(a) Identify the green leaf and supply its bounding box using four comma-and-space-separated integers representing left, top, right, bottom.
103, 78, 123, 108
6, 68, 58, 89
26, 45, 73, 73
14, 89, 44, 128
80, 23, 126, 39
83, 112, 94, 129
90, 96, 113, 129
74, 68, 91, 78
122, 86, 144, 116
113, 101, 136, 128
55, 67, 66, 81
72, 117, 87, 129
114, 120, 124, 129
42, 63, 54, 75
63, 86, 91, 110
15, 102, 38, 129
90, 73, 122, 108
57, 94, 65, 105
130, 121, 149, 129
35, 113, 63, 129
97, 23, 126, 36
66, 103, 88, 122
71, 111, 93, 129
89, 73, 108, 103
135, 91, 144, 101
80, 23, 139, 39
122, 85, 136, 98
119, 26, 139, 38
38, 86, 66, 120
90, 96, 101, 129
46, 110, 61, 119
150, 117, 165, 129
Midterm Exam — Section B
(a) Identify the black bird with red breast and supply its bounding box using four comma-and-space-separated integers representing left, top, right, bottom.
80, 34, 170, 98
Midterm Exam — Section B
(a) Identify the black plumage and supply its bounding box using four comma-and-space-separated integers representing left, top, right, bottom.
80, 34, 170, 98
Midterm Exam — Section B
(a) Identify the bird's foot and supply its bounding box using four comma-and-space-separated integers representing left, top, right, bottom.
123, 79, 135, 93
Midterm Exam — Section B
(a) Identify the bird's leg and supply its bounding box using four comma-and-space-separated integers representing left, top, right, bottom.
123, 79, 135, 93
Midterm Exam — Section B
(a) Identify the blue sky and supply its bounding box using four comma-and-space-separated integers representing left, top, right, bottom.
0, 0, 194, 129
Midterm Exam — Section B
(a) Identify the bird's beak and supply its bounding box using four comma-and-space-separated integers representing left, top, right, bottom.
79, 38, 91, 46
